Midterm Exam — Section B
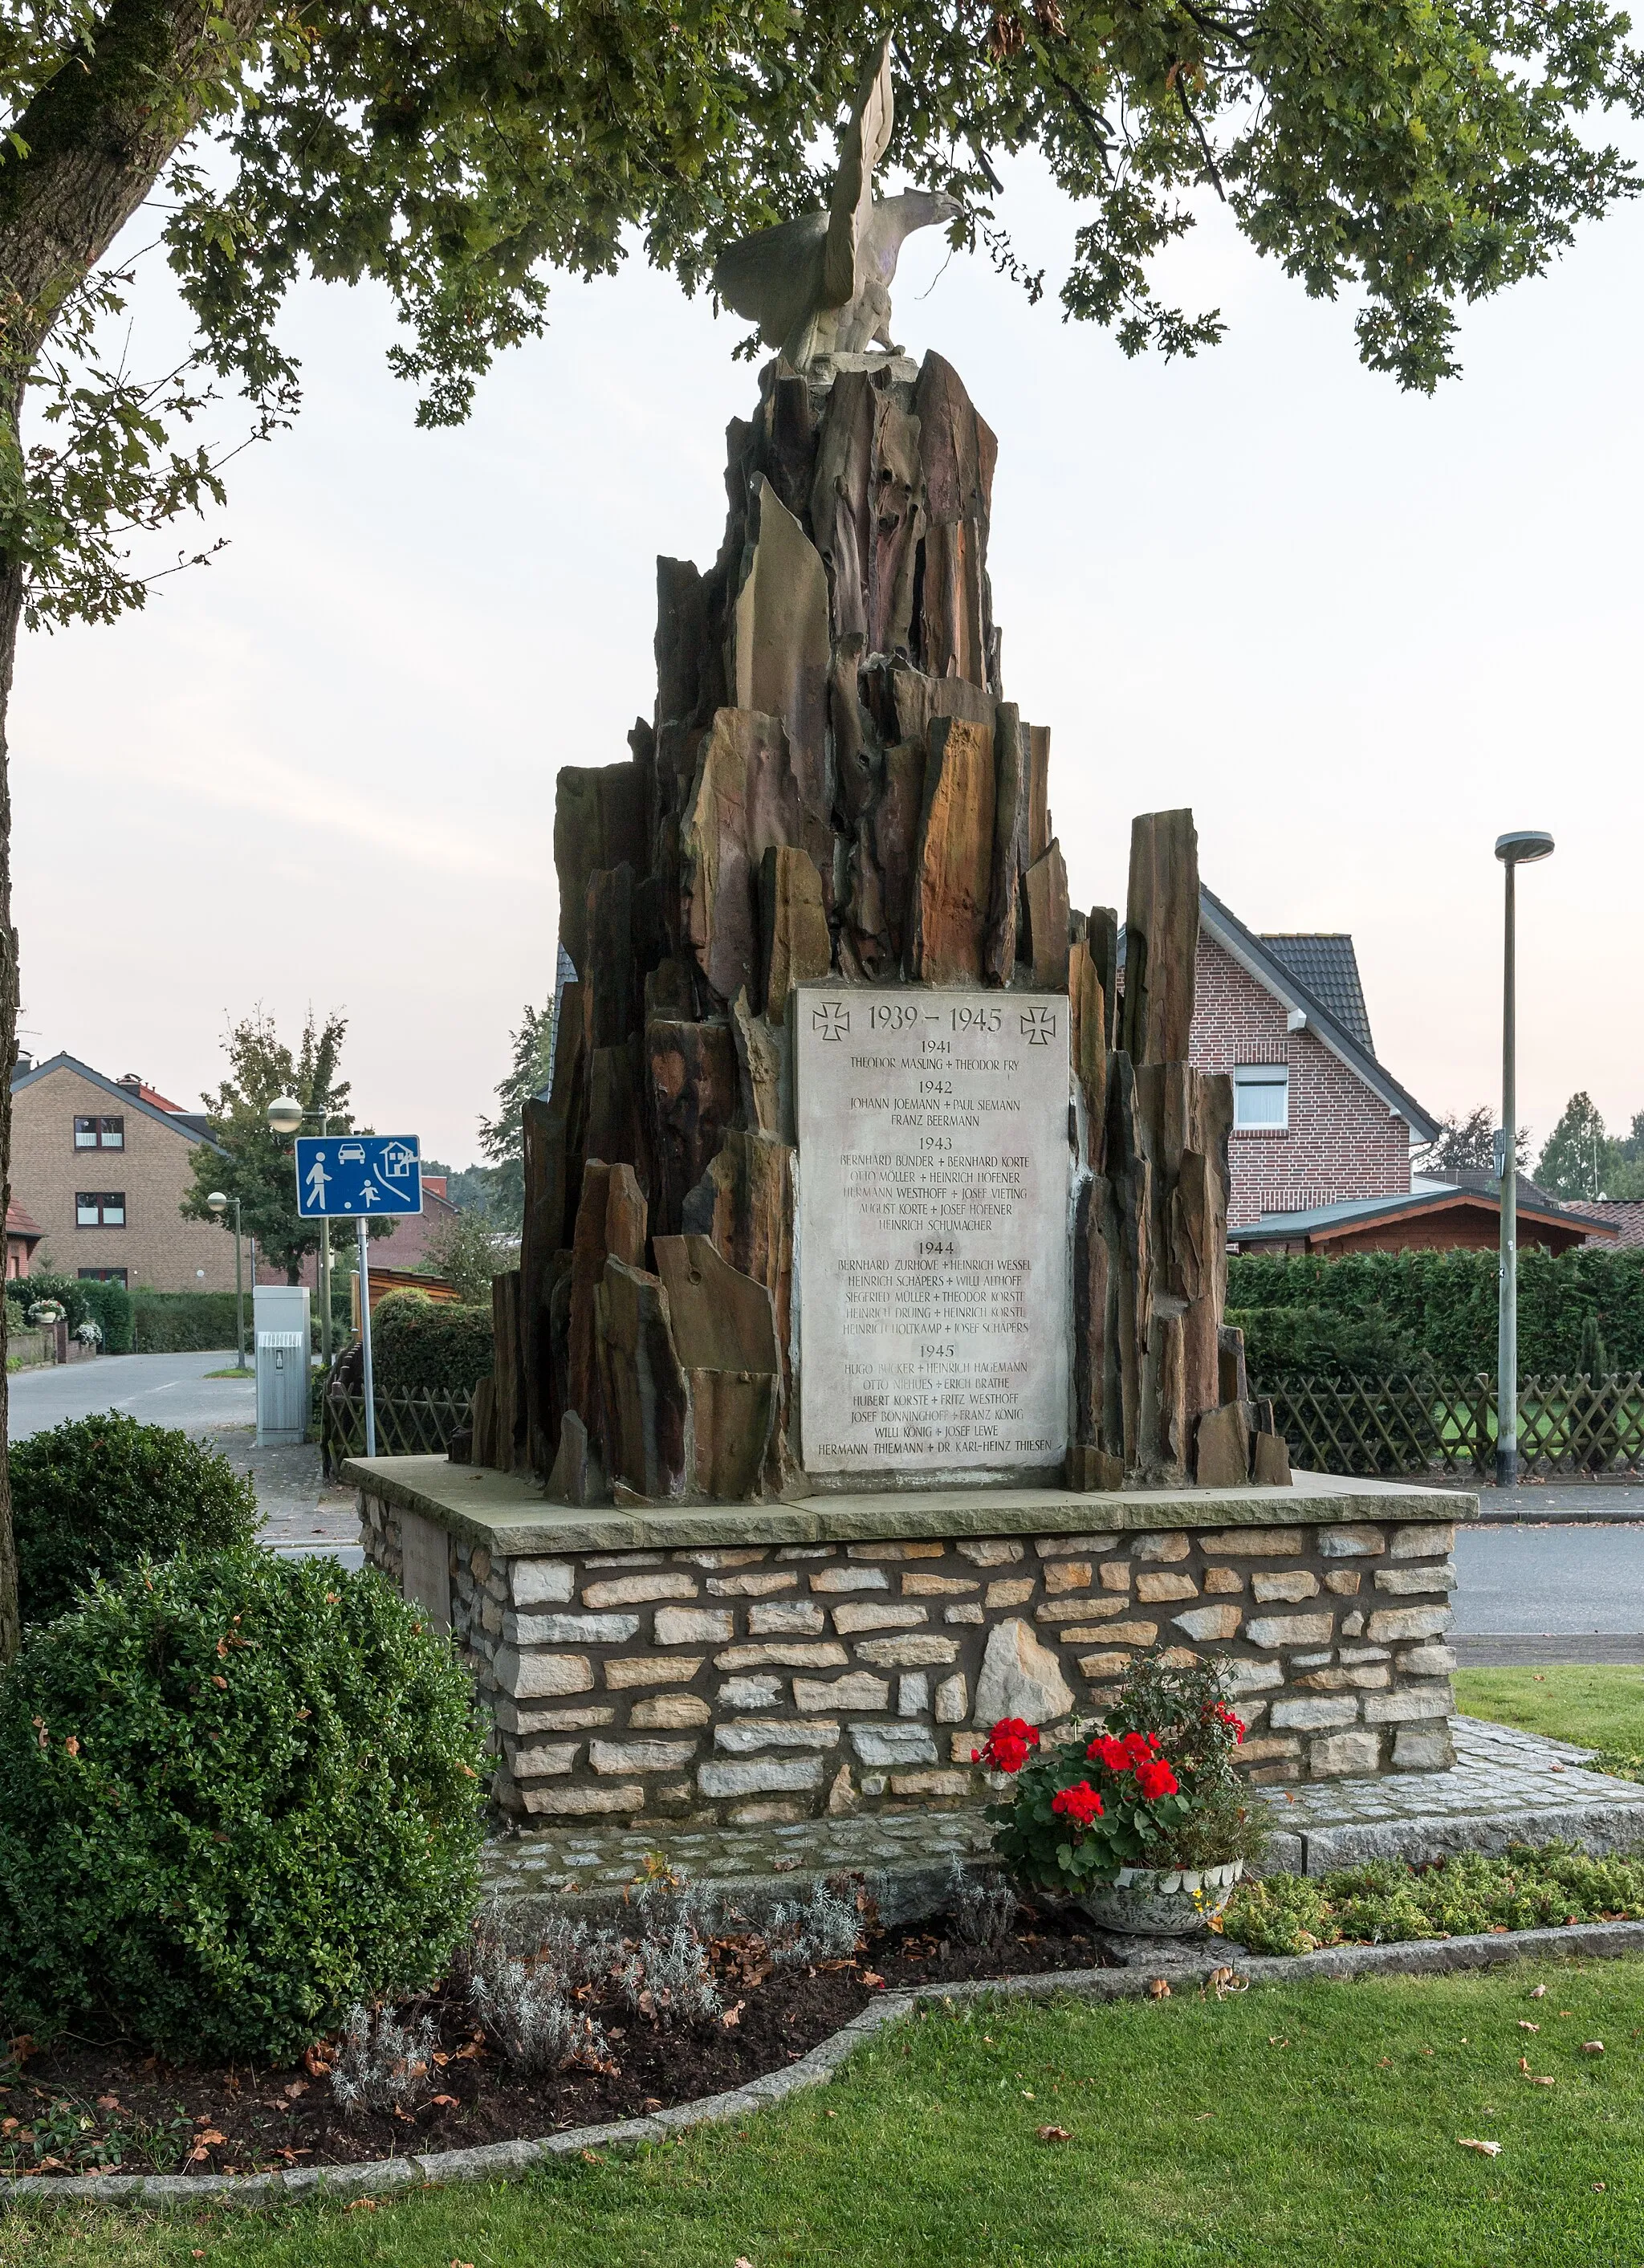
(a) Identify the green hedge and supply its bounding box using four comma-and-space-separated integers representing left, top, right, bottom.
371, 1289, 494, 1399
1227, 1248, 1644, 1377
132, 1290, 242, 1353
1227, 1302, 1425, 1381
6, 1271, 133, 1354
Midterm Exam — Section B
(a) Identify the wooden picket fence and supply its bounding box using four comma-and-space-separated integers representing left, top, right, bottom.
320, 1386, 471, 1467
1265, 1371, 1644, 1480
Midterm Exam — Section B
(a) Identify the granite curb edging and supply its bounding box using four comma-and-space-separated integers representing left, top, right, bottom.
9, 1919, 1644, 2211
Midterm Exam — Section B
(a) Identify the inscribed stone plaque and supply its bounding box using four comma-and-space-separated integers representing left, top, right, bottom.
796, 984, 1071, 1480
401, 1509, 453, 1635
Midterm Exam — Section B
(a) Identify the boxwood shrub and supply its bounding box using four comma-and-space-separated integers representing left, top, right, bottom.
10, 1412, 260, 1624
371, 1289, 494, 1400
0, 1551, 486, 2062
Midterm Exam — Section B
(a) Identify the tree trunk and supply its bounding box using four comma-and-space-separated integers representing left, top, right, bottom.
0, 0, 271, 1659
0, 552, 23, 1663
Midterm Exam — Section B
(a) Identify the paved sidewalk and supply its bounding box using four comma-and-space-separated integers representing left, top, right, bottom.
1445, 1480, 1644, 1522
209, 1430, 363, 1565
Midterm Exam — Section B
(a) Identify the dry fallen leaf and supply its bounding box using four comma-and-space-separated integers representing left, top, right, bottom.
1457, 2140, 1503, 2158
735, 2257, 756, 2267
1594, 2184, 1608, 2193
1148, 1979, 1171, 2000
431, 2094, 459, 2109
344, 2198, 378, 2213
1519, 2021, 1540, 2033
1036, 2124, 1072, 2144
1529, 1986, 1547, 2001
1583, 2041, 1605, 2055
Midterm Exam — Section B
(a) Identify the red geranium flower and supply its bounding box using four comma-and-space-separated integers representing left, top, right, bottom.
1051, 1781, 1104, 1826
1121, 1731, 1160, 1766
1214, 1703, 1247, 1744
1135, 1757, 1180, 1801
973, 1716, 1041, 1773
1087, 1733, 1130, 1772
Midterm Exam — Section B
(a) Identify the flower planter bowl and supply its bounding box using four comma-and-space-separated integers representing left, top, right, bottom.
1077, 1859, 1246, 1937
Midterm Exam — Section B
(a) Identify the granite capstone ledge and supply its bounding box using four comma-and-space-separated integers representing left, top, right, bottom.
340, 1456, 1469, 1557
10, 1921, 1644, 2210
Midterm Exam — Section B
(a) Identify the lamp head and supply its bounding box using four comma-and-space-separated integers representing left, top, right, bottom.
206, 1191, 229, 1216
1495, 830, 1555, 866
267, 1096, 304, 1135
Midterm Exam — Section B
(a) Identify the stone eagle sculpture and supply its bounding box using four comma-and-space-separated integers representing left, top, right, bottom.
711, 40, 962, 369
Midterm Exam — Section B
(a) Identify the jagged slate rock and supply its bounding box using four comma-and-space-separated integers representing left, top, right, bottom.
687, 1369, 779, 1501
759, 843, 831, 1020
1073, 1174, 1118, 1458
914, 352, 997, 689
645, 956, 698, 1020
1218, 1325, 1249, 1407
1182, 1292, 1220, 1433
1105, 1052, 1150, 1475
491, 1268, 527, 1472
656, 556, 710, 735
1252, 1430, 1293, 1488
653, 1232, 780, 1378
585, 1038, 647, 1195
729, 478, 830, 827
605, 1163, 648, 1271
645, 1018, 739, 1240
568, 1161, 616, 1452
1252, 1396, 1276, 1435
520, 1097, 566, 1473
870, 738, 927, 970
1068, 939, 1108, 1168
1195, 1400, 1253, 1488
582, 864, 642, 1050
810, 368, 875, 646
882, 658, 995, 747
1088, 906, 1120, 1050
1171, 1149, 1218, 1305
1066, 1443, 1125, 1492
544, 1246, 574, 1464
1025, 723, 1052, 869
682, 1128, 796, 1474
680, 706, 768, 1006
869, 390, 925, 658
731, 988, 783, 1137
554, 763, 647, 974
595, 1259, 690, 1503
547, 1408, 592, 1505
1143, 1306, 1189, 1485
1023, 839, 1071, 991
470, 1375, 498, 1471
830, 635, 874, 825
984, 702, 1023, 985
1121, 809, 1199, 1069
909, 713, 995, 983
755, 365, 818, 523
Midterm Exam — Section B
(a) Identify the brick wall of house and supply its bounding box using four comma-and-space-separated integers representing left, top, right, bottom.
1190, 936, 1411, 1228
10, 1066, 237, 1292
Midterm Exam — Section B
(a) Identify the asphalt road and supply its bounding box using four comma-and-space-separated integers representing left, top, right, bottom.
7, 1347, 250, 1439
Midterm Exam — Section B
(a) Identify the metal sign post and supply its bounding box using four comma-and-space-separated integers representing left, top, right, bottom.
293, 1134, 423, 1461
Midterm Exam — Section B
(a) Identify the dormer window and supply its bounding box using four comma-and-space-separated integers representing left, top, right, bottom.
1233, 1063, 1289, 1130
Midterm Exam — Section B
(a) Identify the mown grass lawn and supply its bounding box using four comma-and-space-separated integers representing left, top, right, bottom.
5, 1957, 1644, 2268
1455, 1667, 1644, 1763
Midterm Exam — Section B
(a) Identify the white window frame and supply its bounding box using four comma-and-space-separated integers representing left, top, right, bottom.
1232, 1062, 1290, 1131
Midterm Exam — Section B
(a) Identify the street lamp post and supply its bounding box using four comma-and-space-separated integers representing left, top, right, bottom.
267, 1095, 333, 1370
206, 1191, 245, 1368
1495, 829, 1555, 1489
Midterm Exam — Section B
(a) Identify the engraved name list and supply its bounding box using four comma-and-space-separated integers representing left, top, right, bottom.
796, 984, 1072, 1479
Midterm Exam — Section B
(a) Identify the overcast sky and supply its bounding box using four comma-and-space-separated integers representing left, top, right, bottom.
11, 144, 1642, 1168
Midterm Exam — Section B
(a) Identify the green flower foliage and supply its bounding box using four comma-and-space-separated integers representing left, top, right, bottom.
0, 1550, 486, 2061
371, 1289, 494, 1399
1227, 1249, 1644, 1377
9, 1412, 259, 1624
1222, 1842, 1644, 1956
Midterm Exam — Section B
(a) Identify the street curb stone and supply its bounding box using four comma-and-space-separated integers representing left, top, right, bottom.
8, 1920, 1644, 2209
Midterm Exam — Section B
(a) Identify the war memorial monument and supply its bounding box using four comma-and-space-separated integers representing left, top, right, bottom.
348, 47, 1464, 1840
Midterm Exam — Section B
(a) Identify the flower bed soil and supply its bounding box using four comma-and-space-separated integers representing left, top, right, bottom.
0, 1901, 1108, 2180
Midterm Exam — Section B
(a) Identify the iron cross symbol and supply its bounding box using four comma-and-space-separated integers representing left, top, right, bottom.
1020, 1008, 1056, 1045
813, 1002, 851, 1041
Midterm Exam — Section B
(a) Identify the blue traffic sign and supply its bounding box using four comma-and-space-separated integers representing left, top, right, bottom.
295, 1134, 423, 1219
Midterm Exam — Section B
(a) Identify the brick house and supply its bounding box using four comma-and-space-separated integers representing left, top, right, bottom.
9, 1053, 233, 1292
1184, 888, 1441, 1232
5, 1199, 43, 1280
